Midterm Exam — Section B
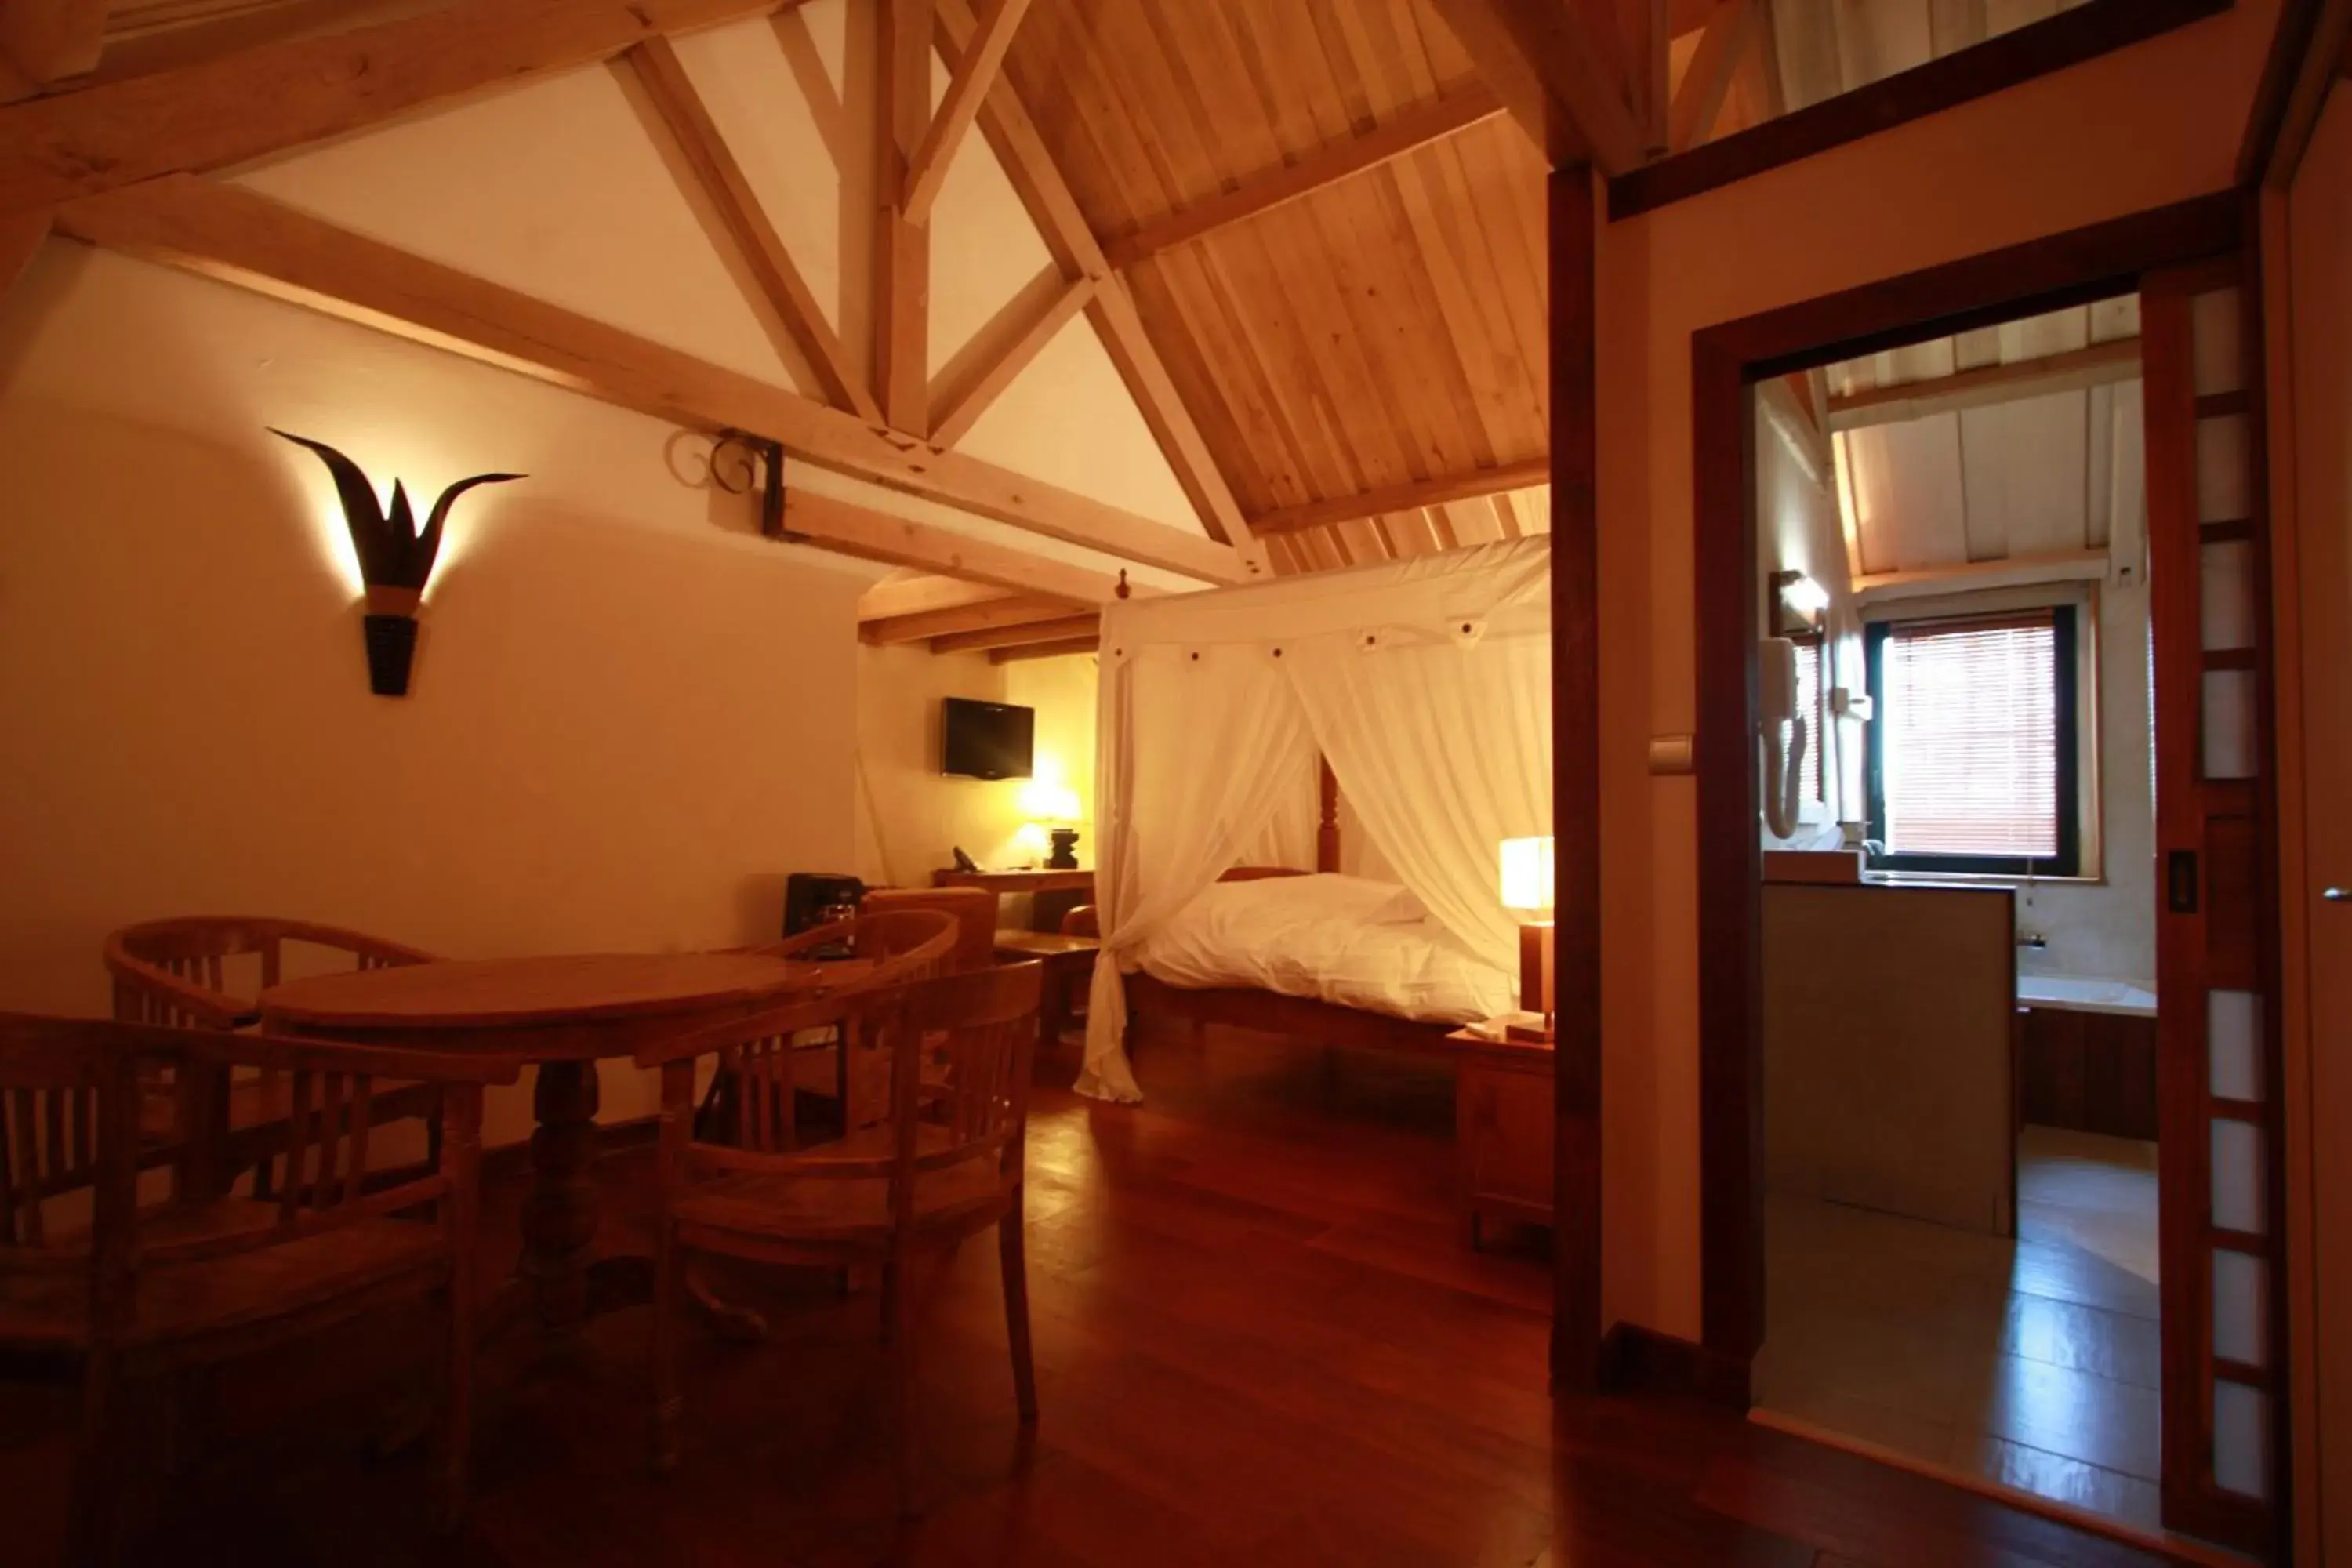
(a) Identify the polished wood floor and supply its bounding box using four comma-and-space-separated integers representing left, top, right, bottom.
1755, 1127, 2164, 1533
1, 1029, 2192, 1566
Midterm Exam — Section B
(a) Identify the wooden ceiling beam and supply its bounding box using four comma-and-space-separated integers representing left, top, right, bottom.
0, 0, 793, 215
1427, 0, 1647, 172
82, 0, 446, 89
862, 593, 1076, 643
929, 612, 1098, 654
1828, 339, 2141, 430
902, 0, 1030, 224
938, 0, 1267, 577
875, 0, 931, 436
990, 635, 1098, 664
858, 572, 1007, 621
930, 271, 1096, 448
782, 492, 1139, 603
625, 36, 880, 424
53, 175, 1248, 584
1100, 85, 1507, 270
0, 0, 107, 98
1669, 0, 1755, 151
1249, 458, 1552, 536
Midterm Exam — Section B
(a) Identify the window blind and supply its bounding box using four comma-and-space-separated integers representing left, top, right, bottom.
1793, 637, 1826, 799
1881, 613, 2059, 858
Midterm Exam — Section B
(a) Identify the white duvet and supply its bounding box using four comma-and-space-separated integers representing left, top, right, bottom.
1133, 873, 1515, 1025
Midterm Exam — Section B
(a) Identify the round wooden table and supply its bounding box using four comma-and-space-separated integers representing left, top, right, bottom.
260, 950, 870, 1338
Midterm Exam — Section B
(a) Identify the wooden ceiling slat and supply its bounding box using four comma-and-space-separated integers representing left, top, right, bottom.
1427, 138, 1548, 453
1386, 149, 1521, 463
993, 0, 1552, 573
1328, 173, 1489, 479
1145, 247, 1323, 514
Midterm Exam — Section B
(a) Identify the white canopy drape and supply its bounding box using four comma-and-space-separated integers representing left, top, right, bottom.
1078, 538, 1552, 1102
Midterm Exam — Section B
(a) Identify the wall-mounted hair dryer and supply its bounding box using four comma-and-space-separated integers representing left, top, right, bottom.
1759, 636, 1810, 840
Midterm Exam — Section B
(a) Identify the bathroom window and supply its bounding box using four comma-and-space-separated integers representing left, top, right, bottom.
1864, 608, 2081, 876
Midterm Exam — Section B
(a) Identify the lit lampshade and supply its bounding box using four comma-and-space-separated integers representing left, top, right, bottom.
1498, 835, 1555, 1044
1498, 836, 1555, 912
1020, 781, 1083, 823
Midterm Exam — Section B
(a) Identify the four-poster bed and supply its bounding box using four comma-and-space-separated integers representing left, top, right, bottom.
1073, 538, 1552, 1102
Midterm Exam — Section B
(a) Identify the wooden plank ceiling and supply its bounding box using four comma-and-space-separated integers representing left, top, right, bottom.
996, 0, 1555, 575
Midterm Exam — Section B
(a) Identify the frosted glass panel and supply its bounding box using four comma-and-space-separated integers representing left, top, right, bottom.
2197, 415, 2252, 524
2204, 670, 2258, 779
2210, 989, 2263, 1101
2213, 1120, 2266, 1233
2215, 1380, 2268, 1498
2201, 539, 2256, 651
2191, 289, 2245, 396
2214, 1248, 2265, 1366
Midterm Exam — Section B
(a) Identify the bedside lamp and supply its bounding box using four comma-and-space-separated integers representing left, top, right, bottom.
1499, 835, 1555, 1044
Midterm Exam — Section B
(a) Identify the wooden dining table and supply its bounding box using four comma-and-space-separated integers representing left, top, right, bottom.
259, 949, 873, 1340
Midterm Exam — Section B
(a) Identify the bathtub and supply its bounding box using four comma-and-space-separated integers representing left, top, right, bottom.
2016, 974, 2158, 1018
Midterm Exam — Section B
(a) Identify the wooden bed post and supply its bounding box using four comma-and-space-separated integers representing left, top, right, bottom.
1316, 757, 1341, 873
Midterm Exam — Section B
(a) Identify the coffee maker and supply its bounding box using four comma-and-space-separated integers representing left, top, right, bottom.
782, 872, 864, 936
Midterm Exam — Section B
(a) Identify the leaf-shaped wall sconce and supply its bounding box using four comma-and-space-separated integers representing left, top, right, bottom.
271, 430, 523, 696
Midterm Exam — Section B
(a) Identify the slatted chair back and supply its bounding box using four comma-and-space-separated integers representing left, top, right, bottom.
858, 887, 1000, 971
104, 916, 437, 1030
143, 1030, 514, 1272
880, 961, 1044, 1210
640, 960, 1042, 1230
0, 1017, 137, 1269
682, 909, 958, 1154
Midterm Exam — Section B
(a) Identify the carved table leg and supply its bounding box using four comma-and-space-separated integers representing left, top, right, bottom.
520, 1061, 600, 1337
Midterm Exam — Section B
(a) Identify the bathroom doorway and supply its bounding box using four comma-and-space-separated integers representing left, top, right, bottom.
1690, 196, 2288, 1560
1741, 286, 2165, 1532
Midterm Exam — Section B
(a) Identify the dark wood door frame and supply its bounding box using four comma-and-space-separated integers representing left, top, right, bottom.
1688, 191, 2245, 1391
1550, 160, 1604, 1394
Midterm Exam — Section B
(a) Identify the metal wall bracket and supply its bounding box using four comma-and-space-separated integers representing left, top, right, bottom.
712, 430, 795, 541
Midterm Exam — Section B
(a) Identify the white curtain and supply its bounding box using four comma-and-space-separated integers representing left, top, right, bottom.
1080, 538, 1550, 1102
1076, 644, 1316, 1101
1290, 629, 1551, 972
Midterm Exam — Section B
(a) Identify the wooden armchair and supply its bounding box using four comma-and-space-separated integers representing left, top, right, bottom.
635, 960, 1045, 1515
857, 886, 1000, 971
707, 909, 960, 1143
103, 916, 445, 1185
0, 1013, 517, 1562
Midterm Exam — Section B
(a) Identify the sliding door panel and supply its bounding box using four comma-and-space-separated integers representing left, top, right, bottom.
2145, 253, 2287, 1554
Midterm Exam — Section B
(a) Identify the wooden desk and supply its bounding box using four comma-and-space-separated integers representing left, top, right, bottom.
993, 931, 1098, 1054
1444, 1025, 1555, 1250
936, 868, 1094, 934
262, 950, 869, 1338
932, 869, 1094, 895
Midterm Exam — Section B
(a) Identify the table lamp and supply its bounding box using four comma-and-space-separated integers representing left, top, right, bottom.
1022, 782, 1084, 869
1499, 835, 1555, 1044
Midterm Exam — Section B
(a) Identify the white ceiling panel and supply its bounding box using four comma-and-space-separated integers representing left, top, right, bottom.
1842, 413, 1968, 575
1958, 390, 2092, 560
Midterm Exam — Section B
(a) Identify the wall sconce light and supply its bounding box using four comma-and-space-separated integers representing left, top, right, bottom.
272, 430, 522, 696
1769, 568, 1830, 637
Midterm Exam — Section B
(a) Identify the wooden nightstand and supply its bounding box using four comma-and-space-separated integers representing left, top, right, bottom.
1445, 1025, 1555, 1250
993, 931, 1098, 1056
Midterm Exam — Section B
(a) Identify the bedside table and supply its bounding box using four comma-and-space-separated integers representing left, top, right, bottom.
1444, 1026, 1555, 1250
993, 931, 1099, 1054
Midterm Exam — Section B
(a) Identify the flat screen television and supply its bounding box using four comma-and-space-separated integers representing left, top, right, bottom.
941, 697, 1034, 780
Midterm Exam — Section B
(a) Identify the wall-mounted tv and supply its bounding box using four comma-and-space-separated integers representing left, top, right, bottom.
941, 697, 1034, 780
